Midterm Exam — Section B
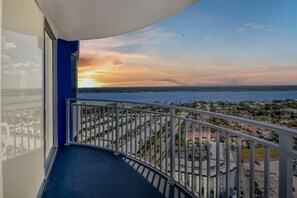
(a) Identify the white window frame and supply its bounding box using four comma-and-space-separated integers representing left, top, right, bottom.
0, 0, 3, 196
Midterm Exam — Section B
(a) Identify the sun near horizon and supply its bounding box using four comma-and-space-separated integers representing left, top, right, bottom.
78, 78, 105, 88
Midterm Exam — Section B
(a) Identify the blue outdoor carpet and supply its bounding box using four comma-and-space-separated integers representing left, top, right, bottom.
42, 145, 165, 198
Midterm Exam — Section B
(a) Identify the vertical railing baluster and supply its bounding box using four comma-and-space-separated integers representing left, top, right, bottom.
80, 105, 83, 143
250, 141, 255, 198
98, 107, 101, 147
94, 106, 97, 146
139, 111, 142, 160
216, 130, 220, 198
103, 107, 105, 148
88, 106, 91, 145
115, 102, 120, 152
170, 108, 176, 182
130, 110, 133, 156
199, 125, 203, 197
178, 119, 181, 183
144, 112, 147, 163
207, 127, 211, 198
111, 108, 114, 150
149, 113, 152, 165
184, 121, 188, 188
2, 113, 7, 157
126, 110, 128, 155
39, 107, 42, 148
264, 146, 270, 198
89, 106, 92, 145
165, 115, 168, 175
279, 134, 293, 198
191, 123, 195, 194
121, 108, 124, 153
87, 104, 92, 145
13, 111, 17, 156
154, 113, 157, 168
66, 100, 70, 144
75, 104, 78, 143
237, 137, 242, 197
99, 107, 102, 147
135, 111, 137, 157
134, 111, 137, 158
21, 110, 24, 154
160, 115, 163, 171
84, 105, 87, 144
27, 109, 30, 151
3, 114, 8, 158
34, 108, 37, 149
107, 108, 110, 148
225, 133, 230, 198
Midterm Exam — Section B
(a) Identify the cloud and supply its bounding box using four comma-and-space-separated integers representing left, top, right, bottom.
79, 45, 297, 87
78, 53, 123, 68
245, 23, 263, 29
78, 26, 296, 88
80, 27, 172, 51
1, 36, 17, 50
237, 23, 283, 33
79, 44, 297, 87
1, 36, 42, 88
237, 28, 246, 32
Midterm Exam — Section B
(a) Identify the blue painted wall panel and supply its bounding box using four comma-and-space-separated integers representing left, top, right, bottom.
57, 39, 79, 146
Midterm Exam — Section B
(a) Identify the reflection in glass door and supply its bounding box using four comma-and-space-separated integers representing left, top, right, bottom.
45, 31, 53, 160
1, 0, 44, 197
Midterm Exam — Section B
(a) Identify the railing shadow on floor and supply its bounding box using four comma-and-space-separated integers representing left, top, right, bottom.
123, 156, 192, 198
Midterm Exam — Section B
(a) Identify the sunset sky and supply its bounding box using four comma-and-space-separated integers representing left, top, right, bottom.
78, 0, 297, 88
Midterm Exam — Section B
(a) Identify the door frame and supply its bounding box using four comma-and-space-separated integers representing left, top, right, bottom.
0, 0, 3, 197
44, 19, 58, 177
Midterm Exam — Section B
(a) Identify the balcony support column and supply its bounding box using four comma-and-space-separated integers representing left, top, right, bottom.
57, 39, 79, 146
279, 134, 293, 198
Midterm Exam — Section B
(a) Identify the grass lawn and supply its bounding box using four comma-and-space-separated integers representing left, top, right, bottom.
241, 146, 279, 163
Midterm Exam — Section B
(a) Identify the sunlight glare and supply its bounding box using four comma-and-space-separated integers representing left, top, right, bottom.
79, 78, 101, 88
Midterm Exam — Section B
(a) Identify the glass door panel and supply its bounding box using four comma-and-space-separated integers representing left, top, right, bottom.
45, 31, 53, 159
1, 0, 44, 197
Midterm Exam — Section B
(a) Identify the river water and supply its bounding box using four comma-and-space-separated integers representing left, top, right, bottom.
78, 91, 297, 104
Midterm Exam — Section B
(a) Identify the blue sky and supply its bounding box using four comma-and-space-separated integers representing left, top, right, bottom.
79, 0, 297, 87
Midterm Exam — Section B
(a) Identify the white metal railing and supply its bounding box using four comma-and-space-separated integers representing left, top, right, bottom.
66, 98, 297, 198
1, 106, 42, 159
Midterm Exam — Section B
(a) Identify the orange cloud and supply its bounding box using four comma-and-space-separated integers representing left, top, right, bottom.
78, 28, 297, 88
78, 51, 297, 88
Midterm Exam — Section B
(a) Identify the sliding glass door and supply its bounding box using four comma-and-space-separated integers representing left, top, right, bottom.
0, 0, 45, 197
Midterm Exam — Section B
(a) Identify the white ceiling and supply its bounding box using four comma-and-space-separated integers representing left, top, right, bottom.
36, 0, 198, 41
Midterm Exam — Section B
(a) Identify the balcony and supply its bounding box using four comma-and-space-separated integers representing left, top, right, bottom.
42, 145, 178, 198
43, 98, 297, 197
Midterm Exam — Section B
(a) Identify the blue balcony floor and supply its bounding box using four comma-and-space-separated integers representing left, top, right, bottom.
42, 145, 172, 198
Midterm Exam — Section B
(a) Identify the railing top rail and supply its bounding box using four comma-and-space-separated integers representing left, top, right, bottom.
66, 98, 297, 137
68, 101, 280, 149
70, 103, 170, 117
172, 114, 280, 150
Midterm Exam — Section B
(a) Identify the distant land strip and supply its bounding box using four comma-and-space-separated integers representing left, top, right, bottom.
78, 85, 297, 93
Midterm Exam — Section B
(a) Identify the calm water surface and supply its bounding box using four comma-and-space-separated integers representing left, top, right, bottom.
78, 91, 297, 104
